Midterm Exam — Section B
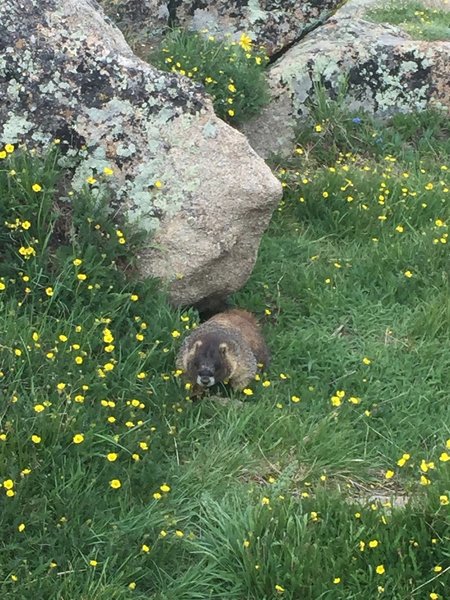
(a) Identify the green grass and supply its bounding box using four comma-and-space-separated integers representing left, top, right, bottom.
150, 29, 270, 124
367, 0, 450, 41
1, 105, 450, 600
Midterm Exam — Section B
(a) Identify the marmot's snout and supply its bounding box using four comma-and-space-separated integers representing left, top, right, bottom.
197, 367, 215, 387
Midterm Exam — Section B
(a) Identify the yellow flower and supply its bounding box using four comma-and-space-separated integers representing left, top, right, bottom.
154, 180, 163, 189
404, 270, 413, 278
153, 492, 162, 500
439, 452, 450, 462
430, 594, 439, 600
348, 396, 361, 404
5, 144, 14, 153
3, 479, 14, 490
385, 470, 394, 479
18, 523, 25, 532
45, 287, 54, 297
106, 453, 118, 462
362, 357, 371, 365
57, 382, 66, 390
228, 83, 236, 93
314, 124, 322, 133
333, 577, 341, 584
32, 183, 42, 192
331, 396, 342, 407
160, 483, 171, 493
368, 539, 379, 548
274, 584, 285, 593
77, 273, 87, 281
375, 565, 385, 575
109, 479, 121, 489
128, 582, 136, 590
175, 530, 184, 537
243, 388, 253, 396
73, 258, 83, 266
239, 33, 252, 52
141, 544, 150, 553
34, 404, 45, 413
228, 109, 235, 117
89, 560, 98, 567
31, 434, 41, 444
439, 494, 449, 505
291, 395, 301, 403
130, 294, 139, 301
73, 433, 85, 444
103, 166, 114, 176
261, 497, 270, 505
433, 565, 442, 573
22, 220, 31, 230
86, 176, 97, 185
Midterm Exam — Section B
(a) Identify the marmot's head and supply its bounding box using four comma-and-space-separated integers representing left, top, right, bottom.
185, 337, 236, 388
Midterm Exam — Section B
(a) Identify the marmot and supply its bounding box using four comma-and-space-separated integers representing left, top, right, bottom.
176, 309, 269, 392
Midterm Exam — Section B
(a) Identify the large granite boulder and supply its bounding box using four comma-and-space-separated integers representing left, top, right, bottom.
100, 0, 343, 55
242, 7, 450, 158
0, 0, 282, 307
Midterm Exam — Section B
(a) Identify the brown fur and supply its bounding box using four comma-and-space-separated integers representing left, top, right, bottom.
176, 309, 269, 393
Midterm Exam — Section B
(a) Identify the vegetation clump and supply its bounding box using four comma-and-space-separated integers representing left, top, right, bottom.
151, 30, 270, 123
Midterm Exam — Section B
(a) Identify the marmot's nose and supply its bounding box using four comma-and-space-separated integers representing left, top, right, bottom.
200, 375, 212, 385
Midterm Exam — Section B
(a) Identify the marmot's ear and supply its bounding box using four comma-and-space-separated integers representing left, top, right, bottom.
219, 342, 228, 355
193, 340, 203, 352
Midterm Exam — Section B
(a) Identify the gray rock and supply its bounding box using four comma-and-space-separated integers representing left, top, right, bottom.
0, 0, 282, 306
242, 5, 450, 158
